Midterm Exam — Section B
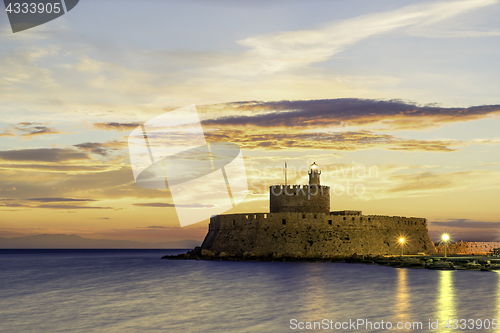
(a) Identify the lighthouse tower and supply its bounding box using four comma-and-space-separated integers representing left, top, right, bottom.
269, 162, 330, 214
308, 162, 321, 185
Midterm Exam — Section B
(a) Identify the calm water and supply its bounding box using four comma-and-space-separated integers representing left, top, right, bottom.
0, 250, 499, 332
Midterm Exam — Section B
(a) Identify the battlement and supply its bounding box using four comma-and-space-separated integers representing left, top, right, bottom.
269, 184, 330, 195
208, 212, 428, 230
330, 210, 362, 216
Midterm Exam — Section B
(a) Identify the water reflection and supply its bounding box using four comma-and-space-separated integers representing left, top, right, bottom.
395, 269, 409, 324
497, 272, 500, 326
302, 264, 331, 316
436, 271, 455, 332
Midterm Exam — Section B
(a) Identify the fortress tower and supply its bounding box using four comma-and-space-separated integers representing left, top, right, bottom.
269, 162, 330, 214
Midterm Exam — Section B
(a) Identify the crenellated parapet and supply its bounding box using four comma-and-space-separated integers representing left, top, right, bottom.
269, 184, 330, 194
330, 210, 362, 216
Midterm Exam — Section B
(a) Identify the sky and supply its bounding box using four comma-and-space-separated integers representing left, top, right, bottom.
0, 0, 499, 246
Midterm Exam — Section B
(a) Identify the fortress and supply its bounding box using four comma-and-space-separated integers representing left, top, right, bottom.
200, 163, 436, 258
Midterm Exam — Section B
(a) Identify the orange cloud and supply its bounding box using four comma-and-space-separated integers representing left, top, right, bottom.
205, 130, 461, 152
0, 198, 113, 210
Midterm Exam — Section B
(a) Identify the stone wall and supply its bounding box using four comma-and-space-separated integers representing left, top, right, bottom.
435, 241, 500, 255
269, 185, 330, 214
201, 211, 436, 257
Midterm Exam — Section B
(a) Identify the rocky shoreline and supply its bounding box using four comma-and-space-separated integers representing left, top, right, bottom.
162, 247, 500, 271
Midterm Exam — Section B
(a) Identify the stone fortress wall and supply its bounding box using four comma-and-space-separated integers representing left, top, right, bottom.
201, 210, 436, 257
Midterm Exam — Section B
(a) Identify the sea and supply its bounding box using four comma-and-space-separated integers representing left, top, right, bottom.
0, 249, 498, 333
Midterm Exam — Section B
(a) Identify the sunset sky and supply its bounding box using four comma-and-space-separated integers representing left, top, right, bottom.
1, 0, 499, 245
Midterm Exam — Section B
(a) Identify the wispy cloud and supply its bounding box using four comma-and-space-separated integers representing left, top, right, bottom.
212, 0, 498, 75
206, 130, 462, 152
431, 220, 500, 229
74, 140, 127, 156
36, 204, 113, 210
0, 148, 90, 162
0, 163, 109, 172
384, 170, 500, 197
133, 202, 216, 208
0, 202, 30, 208
0, 0, 496, 122
428, 220, 500, 241
133, 202, 176, 208
74, 143, 109, 156
26, 198, 97, 202
0, 122, 62, 138
0, 193, 114, 210
93, 122, 141, 132
15, 122, 60, 137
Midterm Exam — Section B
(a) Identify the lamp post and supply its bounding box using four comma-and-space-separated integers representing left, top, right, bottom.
399, 237, 405, 257
442, 234, 449, 258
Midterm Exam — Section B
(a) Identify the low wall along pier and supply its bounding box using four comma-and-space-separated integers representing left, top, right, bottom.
435, 241, 500, 255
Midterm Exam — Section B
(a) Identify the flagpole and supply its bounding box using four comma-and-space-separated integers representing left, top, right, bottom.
285, 162, 287, 186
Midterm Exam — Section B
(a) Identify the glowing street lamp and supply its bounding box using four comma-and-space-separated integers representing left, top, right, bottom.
399, 237, 405, 257
442, 234, 449, 258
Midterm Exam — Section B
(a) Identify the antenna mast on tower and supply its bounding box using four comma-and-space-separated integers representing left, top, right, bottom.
285, 161, 287, 185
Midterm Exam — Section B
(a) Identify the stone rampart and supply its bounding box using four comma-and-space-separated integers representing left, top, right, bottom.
201, 211, 436, 257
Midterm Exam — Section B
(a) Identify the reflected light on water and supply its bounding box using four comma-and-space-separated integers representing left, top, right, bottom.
497, 272, 500, 325
302, 265, 331, 315
437, 271, 455, 332
396, 269, 409, 324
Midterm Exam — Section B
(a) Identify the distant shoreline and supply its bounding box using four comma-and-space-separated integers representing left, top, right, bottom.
0, 248, 188, 251
0, 234, 201, 249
